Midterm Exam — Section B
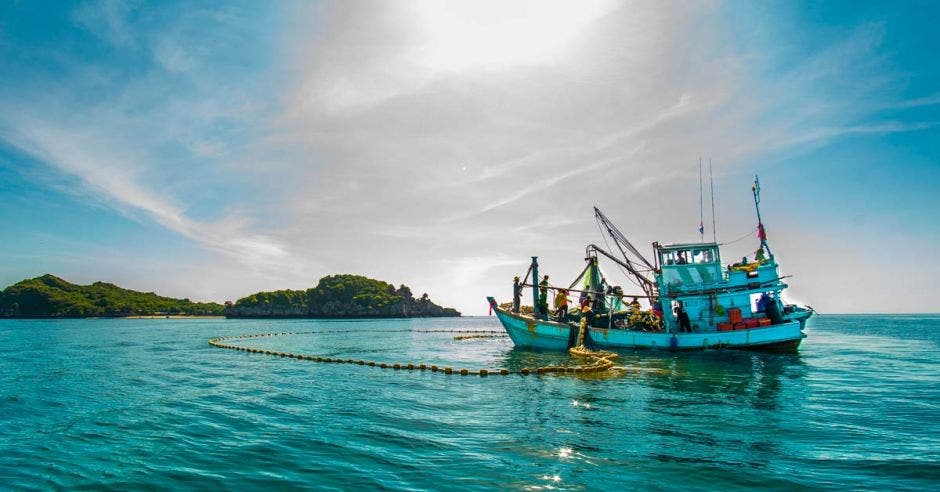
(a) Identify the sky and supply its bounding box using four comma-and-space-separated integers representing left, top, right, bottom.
0, 0, 938, 315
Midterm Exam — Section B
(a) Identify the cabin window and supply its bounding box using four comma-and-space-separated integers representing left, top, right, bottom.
662, 248, 718, 266
665, 250, 693, 265
690, 249, 713, 264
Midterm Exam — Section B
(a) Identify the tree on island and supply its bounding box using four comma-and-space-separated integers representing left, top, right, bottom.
0, 273, 460, 319
0, 274, 224, 317
226, 274, 460, 318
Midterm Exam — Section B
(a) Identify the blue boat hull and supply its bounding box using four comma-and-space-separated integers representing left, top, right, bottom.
491, 304, 805, 352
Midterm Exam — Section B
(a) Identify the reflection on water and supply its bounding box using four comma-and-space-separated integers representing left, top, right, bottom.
501, 346, 572, 370
644, 351, 808, 411
501, 344, 807, 413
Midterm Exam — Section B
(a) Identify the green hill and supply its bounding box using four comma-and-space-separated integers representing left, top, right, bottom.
226, 274, 460, 318
0, 274, 460, 319
0, 274, 224, 317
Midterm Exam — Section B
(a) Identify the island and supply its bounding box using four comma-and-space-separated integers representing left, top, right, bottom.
0, 274, 224, 317
0, 273, 460, 318
224, 274, 460, 318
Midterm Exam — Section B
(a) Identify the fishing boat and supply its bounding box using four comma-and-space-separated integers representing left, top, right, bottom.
487, 176, 812, 352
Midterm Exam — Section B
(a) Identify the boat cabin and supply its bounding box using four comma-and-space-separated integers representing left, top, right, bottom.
652, 241, 788, 332
655, 242, 723, 290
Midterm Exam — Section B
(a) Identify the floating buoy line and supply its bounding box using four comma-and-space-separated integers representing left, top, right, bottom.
208, 329, 631, 377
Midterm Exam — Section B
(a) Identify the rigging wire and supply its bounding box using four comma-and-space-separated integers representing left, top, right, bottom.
594, 207, 655, 270
718, 227, 759, 246
595, 216, 643, 290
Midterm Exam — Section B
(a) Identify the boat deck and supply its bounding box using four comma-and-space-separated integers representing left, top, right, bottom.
490, 303, 805, 352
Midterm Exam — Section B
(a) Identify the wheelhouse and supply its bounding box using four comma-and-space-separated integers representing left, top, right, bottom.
654, 242, 723, 290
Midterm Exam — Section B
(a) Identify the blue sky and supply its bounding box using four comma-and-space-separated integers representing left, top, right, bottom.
1, 1, 937, 314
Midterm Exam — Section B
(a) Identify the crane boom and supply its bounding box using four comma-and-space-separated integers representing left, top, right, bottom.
593, 207, 655, 270
586, 243, 656, 299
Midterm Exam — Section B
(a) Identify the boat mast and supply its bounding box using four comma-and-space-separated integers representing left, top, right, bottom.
709, 159, 717, 245
698, 158, 704, 242
530, 256, 541, 319
752, 175, 773, 257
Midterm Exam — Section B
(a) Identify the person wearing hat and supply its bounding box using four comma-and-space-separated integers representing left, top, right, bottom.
553, 288, 570, 322
512, 276, 523, 313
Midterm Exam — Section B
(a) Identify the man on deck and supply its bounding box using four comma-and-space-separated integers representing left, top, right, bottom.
512, 276, 522, 313
538, 275, 550, 319
675, 301, 692, 333
553, 289, 570, 322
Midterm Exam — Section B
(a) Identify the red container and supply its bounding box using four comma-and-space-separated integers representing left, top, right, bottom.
734, 322, 748, 330
758, 318, 772, 327
717, 323, 733, 332
745, 319, 760, 329
728, 308, 743, 324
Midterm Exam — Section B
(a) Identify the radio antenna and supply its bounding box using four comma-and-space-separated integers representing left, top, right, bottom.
709, 158, 717, 244
698, 157, 704, 242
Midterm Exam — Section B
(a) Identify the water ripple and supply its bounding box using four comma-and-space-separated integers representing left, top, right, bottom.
1, 315, 938, 490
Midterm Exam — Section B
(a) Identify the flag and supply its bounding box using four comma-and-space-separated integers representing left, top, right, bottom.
758, 223, 767, 242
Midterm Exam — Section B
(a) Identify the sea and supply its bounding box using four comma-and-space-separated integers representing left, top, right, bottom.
0, 314, 937, 491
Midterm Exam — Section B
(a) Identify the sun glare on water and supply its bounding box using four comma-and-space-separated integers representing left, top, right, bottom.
410, 0, 616, 72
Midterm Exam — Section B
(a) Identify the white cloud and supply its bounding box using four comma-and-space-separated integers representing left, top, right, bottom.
888, 93, 940, 109
0, 116, 292, 272
72, 0, 138, 49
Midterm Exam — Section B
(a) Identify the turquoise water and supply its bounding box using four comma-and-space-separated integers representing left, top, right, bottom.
1, 315, 938, 490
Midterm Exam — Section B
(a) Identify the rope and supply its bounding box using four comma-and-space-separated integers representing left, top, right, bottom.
719, 228, 758, 246
452, 334, 508, 340
566, 317, 623, 373
208, 329, 631, 377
